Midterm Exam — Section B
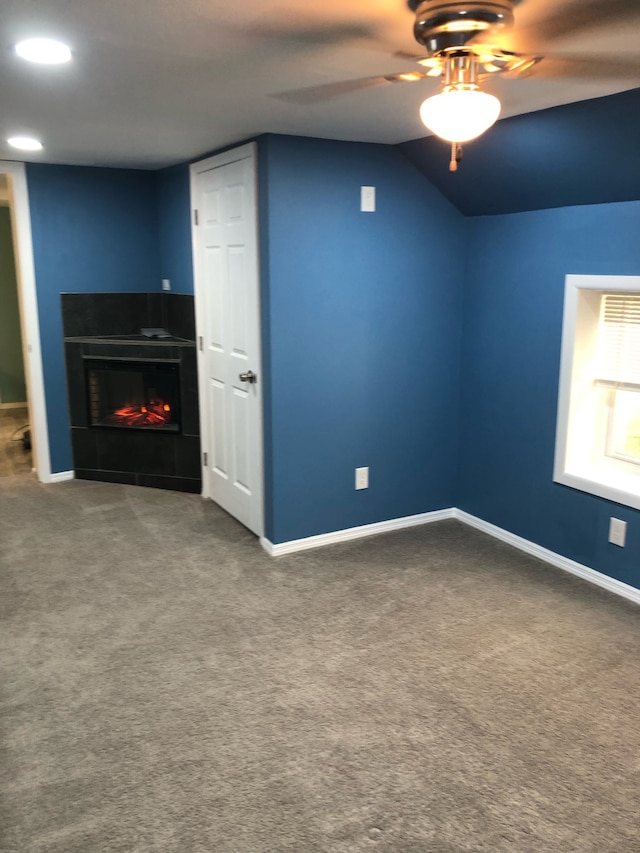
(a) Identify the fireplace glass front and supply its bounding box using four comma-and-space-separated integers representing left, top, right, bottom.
85, 359, 181, 432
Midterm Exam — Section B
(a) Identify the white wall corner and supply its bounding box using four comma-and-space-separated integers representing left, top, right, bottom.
259, 505, 640, 608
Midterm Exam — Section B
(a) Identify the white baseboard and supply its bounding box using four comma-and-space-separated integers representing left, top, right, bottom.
44, 470, 75, 484
0, 401, 28, 410
455, 509, 640, 607
260, 508, 457, 557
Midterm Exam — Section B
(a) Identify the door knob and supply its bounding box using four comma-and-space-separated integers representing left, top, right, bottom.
239, 370, 257, 384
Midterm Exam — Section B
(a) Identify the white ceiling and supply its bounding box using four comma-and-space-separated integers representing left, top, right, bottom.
0, 0, 638, 170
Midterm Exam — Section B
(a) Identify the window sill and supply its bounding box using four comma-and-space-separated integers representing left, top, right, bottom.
554, 465, 640, 511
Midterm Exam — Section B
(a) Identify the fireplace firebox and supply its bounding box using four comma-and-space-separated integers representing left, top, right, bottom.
85, 358, 181, 433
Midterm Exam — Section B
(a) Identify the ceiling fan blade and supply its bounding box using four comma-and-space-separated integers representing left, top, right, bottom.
394, 50, 428, 62
258, 21, 378, 46
272, 76, 394, 105
272, 71, 431, 105
513, 54, 640, 81
516, 0, 640, 47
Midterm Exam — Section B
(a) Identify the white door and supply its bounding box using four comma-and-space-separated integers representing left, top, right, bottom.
191, 143, 264, 536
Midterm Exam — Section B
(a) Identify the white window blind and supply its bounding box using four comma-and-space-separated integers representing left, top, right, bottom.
596, 293, 640, 390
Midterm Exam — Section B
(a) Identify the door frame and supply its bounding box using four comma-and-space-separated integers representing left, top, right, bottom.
189, 142, 265, 535
1, 160, 52, 482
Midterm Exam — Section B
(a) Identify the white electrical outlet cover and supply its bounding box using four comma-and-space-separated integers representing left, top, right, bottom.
609, 517, 627, 547
355, 467, 369, 490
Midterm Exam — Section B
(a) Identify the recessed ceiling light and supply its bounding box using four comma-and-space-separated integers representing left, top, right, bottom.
15, 38, 72, 64
7, 136, 43, 151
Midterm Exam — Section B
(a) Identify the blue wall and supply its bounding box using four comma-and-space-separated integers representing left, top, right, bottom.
26, 164, 160, 473
156, 164, 194, 294
261, 135, 465, 543
458, 200, 640, 588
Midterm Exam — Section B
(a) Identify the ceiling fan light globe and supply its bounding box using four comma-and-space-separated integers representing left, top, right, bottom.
419, 88, 501, 142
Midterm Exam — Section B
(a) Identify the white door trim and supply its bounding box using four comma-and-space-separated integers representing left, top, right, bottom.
189, 142, 265, 534
2, 161, 52, 482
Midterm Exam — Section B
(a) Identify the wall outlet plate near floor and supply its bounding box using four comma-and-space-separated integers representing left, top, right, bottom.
609, 517, 627, 547
355, 466, 369, 490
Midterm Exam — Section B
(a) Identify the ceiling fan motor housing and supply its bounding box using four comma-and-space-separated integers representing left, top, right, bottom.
409, 0, 515, 54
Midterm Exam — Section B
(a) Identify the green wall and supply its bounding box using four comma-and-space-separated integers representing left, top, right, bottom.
0, 206, 27, 404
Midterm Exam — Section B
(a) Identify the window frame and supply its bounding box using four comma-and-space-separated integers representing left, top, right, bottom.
554, 274, 640, 511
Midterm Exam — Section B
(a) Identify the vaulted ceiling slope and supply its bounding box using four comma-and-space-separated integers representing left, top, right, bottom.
398, 87, 640, 217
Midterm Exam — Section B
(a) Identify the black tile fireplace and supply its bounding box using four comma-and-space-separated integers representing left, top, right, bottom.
62, 292, 201, 493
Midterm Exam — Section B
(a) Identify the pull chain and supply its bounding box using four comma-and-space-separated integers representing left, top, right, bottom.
449, 142, 463, 172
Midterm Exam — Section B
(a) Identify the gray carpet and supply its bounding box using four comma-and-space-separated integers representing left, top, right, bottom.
1, 476, 640, 853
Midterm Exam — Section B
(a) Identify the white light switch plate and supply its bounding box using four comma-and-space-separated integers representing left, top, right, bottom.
360, 186, 375, 212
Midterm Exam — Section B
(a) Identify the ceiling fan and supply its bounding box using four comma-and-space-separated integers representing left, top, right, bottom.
276, 0, 640, 171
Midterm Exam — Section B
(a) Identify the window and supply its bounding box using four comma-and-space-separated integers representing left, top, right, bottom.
554, 275, 640, 510
607, 389, 640, 463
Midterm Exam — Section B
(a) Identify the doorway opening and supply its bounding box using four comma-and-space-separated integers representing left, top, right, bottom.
0, 162, 50, 482
0, 175, 31, 477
